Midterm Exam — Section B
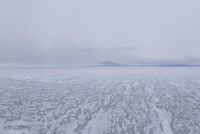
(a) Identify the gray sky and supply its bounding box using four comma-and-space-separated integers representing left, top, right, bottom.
0, 0, 200, 65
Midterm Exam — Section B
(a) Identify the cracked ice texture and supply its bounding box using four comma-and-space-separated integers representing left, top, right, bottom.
0, 67, 200, 134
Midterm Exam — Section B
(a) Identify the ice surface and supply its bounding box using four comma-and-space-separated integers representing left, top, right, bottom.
0, 67, 200, 134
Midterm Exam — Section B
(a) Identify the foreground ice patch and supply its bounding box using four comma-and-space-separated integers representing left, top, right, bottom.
0, 67, 200, 134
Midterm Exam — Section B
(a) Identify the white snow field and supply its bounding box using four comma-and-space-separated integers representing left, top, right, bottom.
0, 67, 200, 134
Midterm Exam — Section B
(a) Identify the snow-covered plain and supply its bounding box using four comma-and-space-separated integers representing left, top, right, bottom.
0, 67, 200, 134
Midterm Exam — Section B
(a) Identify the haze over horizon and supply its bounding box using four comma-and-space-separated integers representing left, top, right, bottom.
1, 0, 200, 65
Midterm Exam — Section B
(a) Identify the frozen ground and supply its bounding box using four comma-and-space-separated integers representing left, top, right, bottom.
0, 67, 200, 134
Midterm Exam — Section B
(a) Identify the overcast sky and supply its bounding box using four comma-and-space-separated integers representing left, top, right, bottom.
0, 0, 200, 65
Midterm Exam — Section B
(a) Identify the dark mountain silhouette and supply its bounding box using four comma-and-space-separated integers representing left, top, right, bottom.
98, 61, 124, 66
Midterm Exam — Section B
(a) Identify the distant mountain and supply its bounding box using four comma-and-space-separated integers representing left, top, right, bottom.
98, 61, 124, 66
96, 62, 200, 67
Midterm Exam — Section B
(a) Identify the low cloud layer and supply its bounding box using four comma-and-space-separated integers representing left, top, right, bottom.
0, 0, 200, 65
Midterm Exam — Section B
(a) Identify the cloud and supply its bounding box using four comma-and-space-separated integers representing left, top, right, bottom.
0, 0, 200, 65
